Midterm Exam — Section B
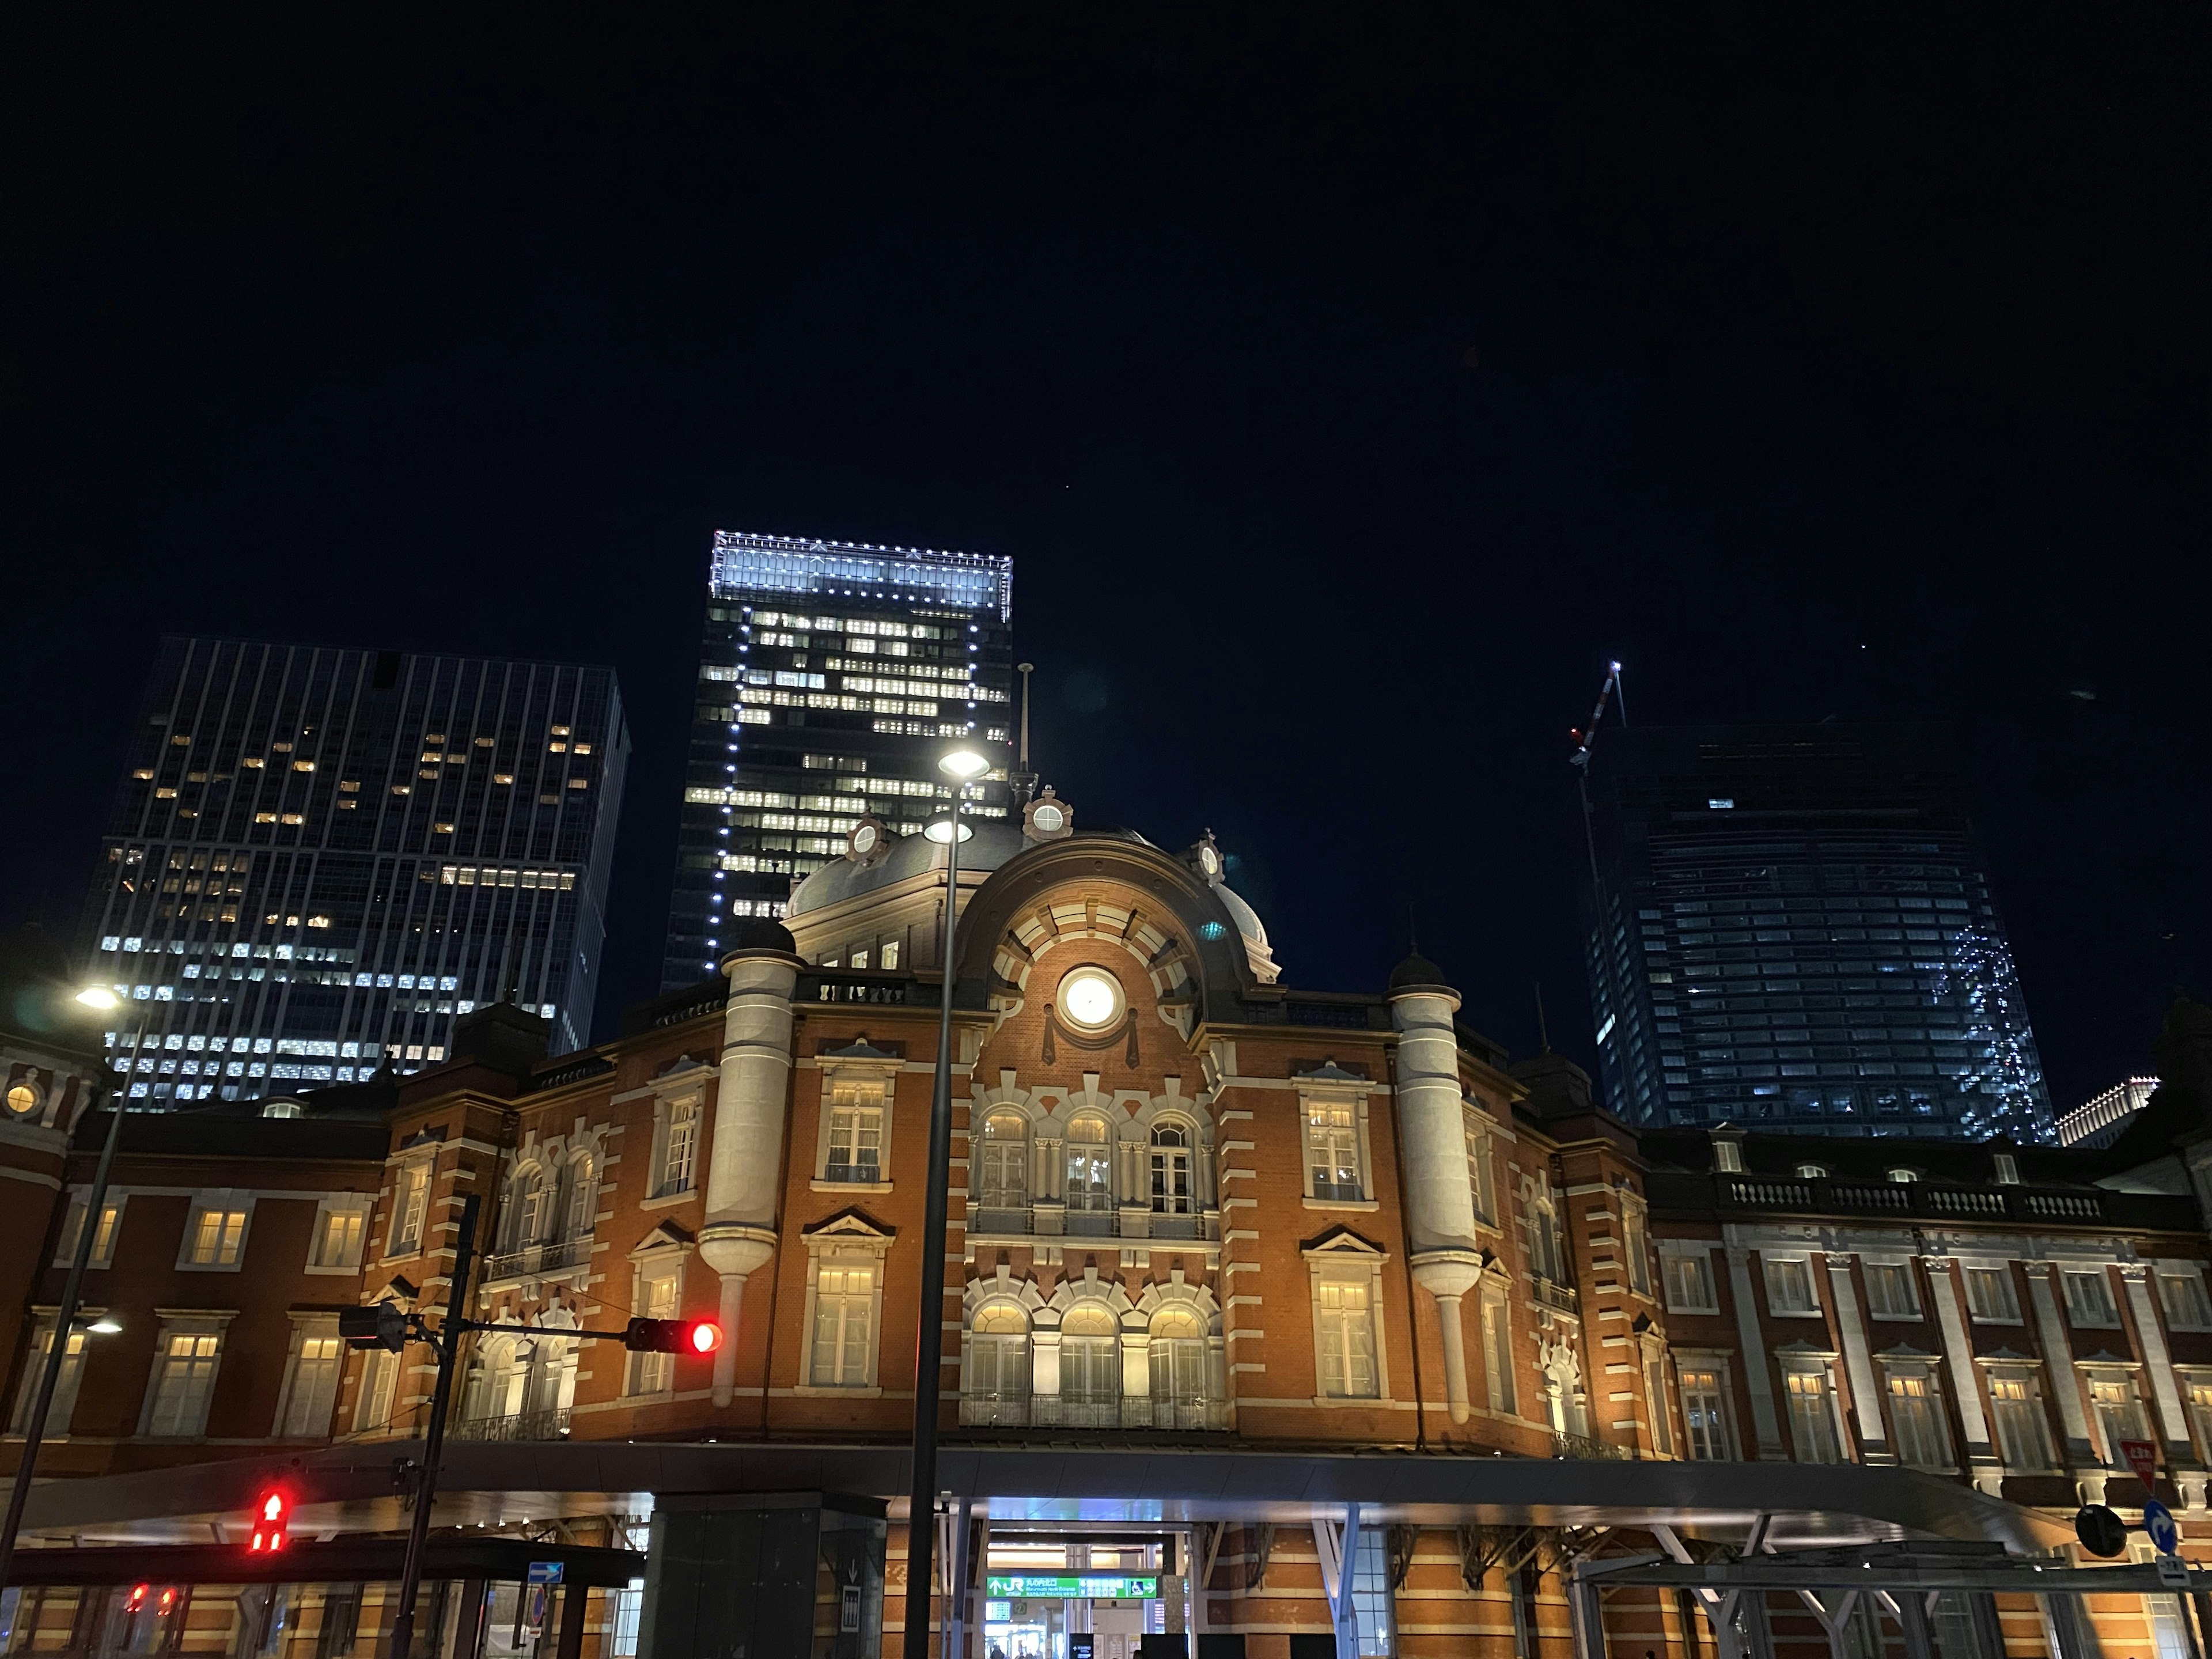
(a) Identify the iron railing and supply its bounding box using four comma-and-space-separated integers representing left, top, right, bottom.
452, 1406, 572, 1442
479, 1236, 593, 1282
1672, 1174, 2193, 1230
1552, 1430, 1634, 1461
1534, 1277, 1580, 1316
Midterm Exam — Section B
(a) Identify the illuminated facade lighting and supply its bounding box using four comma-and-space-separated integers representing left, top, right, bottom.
659, 531, 1016, 988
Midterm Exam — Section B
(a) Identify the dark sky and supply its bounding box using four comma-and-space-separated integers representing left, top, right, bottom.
3, 14, 2203, 1116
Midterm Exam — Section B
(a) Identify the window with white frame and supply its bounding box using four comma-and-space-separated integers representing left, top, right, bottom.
1065, 1115, 1113, 1213
653, 1094, 700, 1198
2063, 1268, 2120, 1328
820, 1073, 890, 1185
628, 1261, 682, 1396
1781, 1361, 1844, 1463
387, 1161, 431, 1255
144, 1321, 226, 1437
1527, 1192, 1566, 1285
308, 1200, 369, 1271
1678, 1363, 1733, 1460
10, 1321, 86, 1438
2186, 1378, 2212, 1460
965, 1301, 1031, 1407
1863, 1262, 1921, 1319
505, 1164, 550, 1249
799, 1218, 891, 1392
1764, 1256, 1819, 1316
1481, 1290, 1516, 1414
1713, 1139, 1743, 1173
1149, 1123, 1195, 1214
1464, 1114, 1497, 1225
1884, 1366, 1953, 1470
2086, 1370, 2150, 1458
1147, 1306, 1211, 1418
56, 1196, 123, 1268
809, 1265, 876, 1387
182, 1199, 251, 1268
1662, 1251, 1719, 1315
1059, 1304, 1122, 1410
275, 1322, 343, 1438
1993, 1153, 2021, 1185
1964, 1266, 2020, 1322
1642, 1345, 1674, 1455
977, 1112, 1029, 1209
1987, 1369, 2057, 1470
1305, 1100, 1365, 1202
1621, 1197, 1652, 1297
560, 1152, 597, 1239
2159, 1270, 2212, 1331
354, 1346, 400, 1433
1315, 1278, 1380, 1399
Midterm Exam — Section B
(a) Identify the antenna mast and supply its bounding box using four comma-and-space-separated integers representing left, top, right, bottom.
1010, 662, 1037, 804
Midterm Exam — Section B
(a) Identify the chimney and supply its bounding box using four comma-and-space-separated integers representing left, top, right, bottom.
447, 1001, 552, 1077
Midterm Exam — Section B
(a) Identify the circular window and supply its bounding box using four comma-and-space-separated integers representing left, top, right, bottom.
5, 1082, 39, 1118
1198, 844, 1220, 876
851, 823, 880, 855
1058, 966, 1124, 1031
1033, 802, 1066, 834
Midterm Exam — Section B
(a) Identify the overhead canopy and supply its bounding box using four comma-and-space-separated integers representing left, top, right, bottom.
19, 1442, 2073, 1555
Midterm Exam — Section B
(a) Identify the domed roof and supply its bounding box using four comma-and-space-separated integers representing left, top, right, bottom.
1215, 883, 1269, 950
1388, 951, 1453, 993
787, 819, 1030, 917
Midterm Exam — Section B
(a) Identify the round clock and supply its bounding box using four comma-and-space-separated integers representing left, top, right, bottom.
1198, 844, 1220, 877
1058, 965, 1124, 1031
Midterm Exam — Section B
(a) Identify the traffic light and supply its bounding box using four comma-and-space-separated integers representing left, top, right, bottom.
622, 1317, 722, 1355
249, 1484, 291, 1553
126, 1585, 149, 1613
338, 1302, 410, 1353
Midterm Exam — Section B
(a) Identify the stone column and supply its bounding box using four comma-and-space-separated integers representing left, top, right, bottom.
1823, 1253, 1891, 1462
1921, 1258, 2001, 1494
1724, 1234, 1786, 1458
2119, 1264, 2199, 1483
700, 939, 801, 1406
2023, 1262, 2103, 1504
1389, 964, 1486, 1423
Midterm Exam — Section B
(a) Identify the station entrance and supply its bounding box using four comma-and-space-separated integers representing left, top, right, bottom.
975, 1531, 1186, 1659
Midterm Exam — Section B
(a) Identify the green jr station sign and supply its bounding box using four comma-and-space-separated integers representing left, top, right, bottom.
984, 1575, 1160, 1601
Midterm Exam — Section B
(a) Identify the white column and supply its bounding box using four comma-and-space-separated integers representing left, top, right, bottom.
1823, 1254, 1890, 1461
1724, 1234, 1786, 1458
1390, 974, 1487, 1423
2120, 1266, 2194, 1450
2024, 1262, 2103, 1501
1921, 1259, 2001, 1493
700, 945, 799, 1406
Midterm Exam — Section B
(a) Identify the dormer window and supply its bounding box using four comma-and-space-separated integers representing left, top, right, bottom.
1887, 1167, 1918, 1185
1795, 1164, 1827, 1180
1993, 1153, 2020, 1185
1714, 1141, 1743, 1174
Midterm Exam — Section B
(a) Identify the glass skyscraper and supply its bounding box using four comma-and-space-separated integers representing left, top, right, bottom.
81, 638, 628, 1102
1580, 723, 2054, 1142
662, 530, 1015, 987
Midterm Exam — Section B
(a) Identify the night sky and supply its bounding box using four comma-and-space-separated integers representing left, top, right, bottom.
3, 15, 2203, 1118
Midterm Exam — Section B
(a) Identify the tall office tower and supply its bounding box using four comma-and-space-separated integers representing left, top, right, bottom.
1580, 724, 2055, 1141
662, 530, 1015, 988
81, 638, 628, 1104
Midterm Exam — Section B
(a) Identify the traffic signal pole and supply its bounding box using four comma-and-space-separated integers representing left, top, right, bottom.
389, 1191, 480, 1659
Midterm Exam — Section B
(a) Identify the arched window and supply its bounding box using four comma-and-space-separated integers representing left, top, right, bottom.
1148, 1305, 1211, 1426
562, 1153, 597, 1241
1066, 1115, 1113, 1214
1060, 1304, 1121, 1423
465, 1335, 525, 1424
506, 1168, 548, 1249
978, 1112, 1029, 1210
965, 1302, 1031, 1423
1150, 1124, 1194, 1215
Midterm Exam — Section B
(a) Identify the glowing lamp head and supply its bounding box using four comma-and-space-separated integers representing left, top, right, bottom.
937, 748, 990, 782
922, 817, 974, 845
75, 987, 122, 1011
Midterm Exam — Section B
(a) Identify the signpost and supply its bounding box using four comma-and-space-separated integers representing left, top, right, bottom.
2145, 1501, 2180, 1558
984, 1575, 1161, 1602
2123, 1439, 2161, 1490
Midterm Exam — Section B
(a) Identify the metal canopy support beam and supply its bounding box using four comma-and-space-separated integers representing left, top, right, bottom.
1312, 1507, 1362, 1659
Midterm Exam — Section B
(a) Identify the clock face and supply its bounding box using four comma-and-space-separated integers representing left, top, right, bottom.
1198, 844, 1219, 876
1033, 804, 1065, 833
1058, 965, 1124, 1031
851, 823, 878, 854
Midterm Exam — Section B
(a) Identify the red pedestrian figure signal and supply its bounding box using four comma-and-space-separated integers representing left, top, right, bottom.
622, 1317, 723, 1355
249, 1485, 291, 1552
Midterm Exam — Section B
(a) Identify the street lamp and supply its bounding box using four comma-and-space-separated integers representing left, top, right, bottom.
0, 986, 136, 1599
902, 747, 991, 1659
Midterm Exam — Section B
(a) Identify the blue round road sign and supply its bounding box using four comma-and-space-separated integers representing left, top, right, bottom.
2145, 1499, 2180, 1556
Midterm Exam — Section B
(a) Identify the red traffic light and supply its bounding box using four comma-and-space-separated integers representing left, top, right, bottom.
126, 1585, 149, 1612
248, 1484, 291, 1552
623, 1317, 722, 1355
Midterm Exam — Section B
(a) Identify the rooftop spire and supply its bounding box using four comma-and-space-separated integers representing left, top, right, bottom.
1010, 661, 1038, 804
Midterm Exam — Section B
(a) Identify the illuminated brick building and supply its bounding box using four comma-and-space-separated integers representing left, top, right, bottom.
5, 829, 2212, 1659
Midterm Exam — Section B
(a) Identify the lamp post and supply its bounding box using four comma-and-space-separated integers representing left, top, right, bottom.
0, 987, 134, 1598
903, 747, 990, 1659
